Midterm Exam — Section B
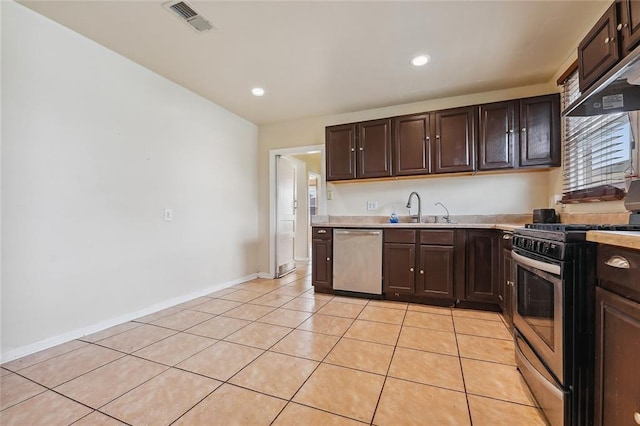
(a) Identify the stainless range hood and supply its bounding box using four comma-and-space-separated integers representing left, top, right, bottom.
564, 43, 640, 117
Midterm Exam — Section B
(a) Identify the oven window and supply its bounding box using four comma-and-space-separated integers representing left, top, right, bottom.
517, 267, 554, 349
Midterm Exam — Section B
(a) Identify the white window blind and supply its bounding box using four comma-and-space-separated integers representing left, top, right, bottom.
561, 70, 634, 201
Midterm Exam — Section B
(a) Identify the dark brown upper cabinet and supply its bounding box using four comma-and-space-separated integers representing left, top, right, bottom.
326, 123, 357, 181
433, 106, 477, 174
357, 119, 393, 179
478, 101, 518, 170
519, 94, 561, 167
393, 113, 431, 176
578, 3, 620, 92
326, 119, 392, 181
326, 95, 559, 181
619, 0, 640, 54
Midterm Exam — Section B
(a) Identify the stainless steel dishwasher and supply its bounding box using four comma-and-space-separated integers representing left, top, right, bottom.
333, 228, 383, 296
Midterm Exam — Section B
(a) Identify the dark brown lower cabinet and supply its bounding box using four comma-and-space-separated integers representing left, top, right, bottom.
311, 228, 332, 292
594, 286, 640, 426
466, 230, 500, 304
383, 229, 455, 301
417, 245, 454, 298
383, 243, 415, 295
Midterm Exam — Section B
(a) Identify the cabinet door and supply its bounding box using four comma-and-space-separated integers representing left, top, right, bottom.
465, 230, 500, 304
433, 106, 477, 173
578, 3, 620, 92
417, 245, 454, 299
357, 119, 393, 179
594, 287, 640, 426
312, 239, 332, 290
393, 114, 431, 176
478, 101, 518, 170
383, 243, 415, 295
501, 247, 514, 328
620, 0, 640, 54
519, 94, 560, 167
326, 124, 357, 181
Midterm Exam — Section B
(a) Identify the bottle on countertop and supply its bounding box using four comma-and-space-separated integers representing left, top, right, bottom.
389, 205, 399, 223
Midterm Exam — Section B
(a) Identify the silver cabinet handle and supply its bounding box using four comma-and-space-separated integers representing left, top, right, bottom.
605, 255, 630, 269
420, 270, 424, 275
317, 229, 327, 234
359, 147, 364, 151
334, 230, 381, 236
617, 23, 623, 31
350, 148, 355, 152
521, 128, 526, 132
436, 135, 440, 139
634, 411, 640, 425
410, 267, 414, 272
327, 257, 330, 261
605, 37, 611, 44
503, 234, 512, 240
498, 294, 503, 301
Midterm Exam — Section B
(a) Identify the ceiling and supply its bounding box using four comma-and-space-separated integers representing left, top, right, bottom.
20, 1, 608, 124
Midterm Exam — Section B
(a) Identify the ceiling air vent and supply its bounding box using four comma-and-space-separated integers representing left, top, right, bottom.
163, 1, 215, 33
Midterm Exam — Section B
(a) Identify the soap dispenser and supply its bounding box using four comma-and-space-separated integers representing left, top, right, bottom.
389, 205, 399, 223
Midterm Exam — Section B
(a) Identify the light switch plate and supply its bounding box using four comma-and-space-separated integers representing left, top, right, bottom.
367, 201, 378, 211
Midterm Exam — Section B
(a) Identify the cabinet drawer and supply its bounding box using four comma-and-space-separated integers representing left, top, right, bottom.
385, 229, 416, 244
597, 244, 640, 303
420, 230, 454, 245
312, 227, 332, 240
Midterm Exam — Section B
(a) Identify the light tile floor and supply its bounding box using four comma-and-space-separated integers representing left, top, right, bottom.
1, 265, 548, 425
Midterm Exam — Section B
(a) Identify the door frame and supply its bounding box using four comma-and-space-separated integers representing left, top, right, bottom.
269, 145, 326, 278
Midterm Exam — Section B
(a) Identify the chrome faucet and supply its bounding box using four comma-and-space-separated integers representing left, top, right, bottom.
406, 192, 422, 223
435, 202, 451, 223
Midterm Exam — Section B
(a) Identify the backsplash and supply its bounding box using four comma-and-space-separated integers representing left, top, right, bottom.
559, 212, 631, 225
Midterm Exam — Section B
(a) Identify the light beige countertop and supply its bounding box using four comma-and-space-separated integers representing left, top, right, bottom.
313, 222, 525, 231
586, 231, 640, 250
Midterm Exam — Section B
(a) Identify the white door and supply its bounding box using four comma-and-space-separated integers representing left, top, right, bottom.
276, 156, 297, 277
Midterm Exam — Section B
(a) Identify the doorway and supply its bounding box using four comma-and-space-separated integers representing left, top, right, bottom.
270, 146, 325, 279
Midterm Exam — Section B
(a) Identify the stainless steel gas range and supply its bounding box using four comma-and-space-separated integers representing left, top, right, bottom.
512, 223, 640, 426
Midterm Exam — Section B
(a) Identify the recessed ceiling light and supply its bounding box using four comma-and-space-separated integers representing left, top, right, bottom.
251, 87, 265, 97
411, 55, 430, 67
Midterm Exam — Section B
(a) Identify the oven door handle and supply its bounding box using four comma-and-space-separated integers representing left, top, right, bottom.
512, 251, 561, 276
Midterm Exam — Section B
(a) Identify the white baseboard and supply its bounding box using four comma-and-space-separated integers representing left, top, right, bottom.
257, 271, 274, 279
0, 273, 259, 363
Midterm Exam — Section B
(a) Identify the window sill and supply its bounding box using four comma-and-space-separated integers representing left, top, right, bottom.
561, 185, 625, 204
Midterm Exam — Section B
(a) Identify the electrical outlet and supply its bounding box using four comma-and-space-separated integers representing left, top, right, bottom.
327, 190, 333, 200
163, 208, 173, 221
367, 201, 378, 211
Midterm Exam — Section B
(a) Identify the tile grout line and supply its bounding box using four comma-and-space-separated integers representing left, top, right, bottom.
368, 303, 409, 426
452, 315, 474, 426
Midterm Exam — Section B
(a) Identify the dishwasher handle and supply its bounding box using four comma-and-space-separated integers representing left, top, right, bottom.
334, 229, 382, 236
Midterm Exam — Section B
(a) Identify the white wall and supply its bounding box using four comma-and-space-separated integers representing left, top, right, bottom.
1, 1, 259, 359
328, 171, 550, 219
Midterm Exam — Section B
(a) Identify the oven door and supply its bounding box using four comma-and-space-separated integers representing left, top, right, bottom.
512, 250, 564, 383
